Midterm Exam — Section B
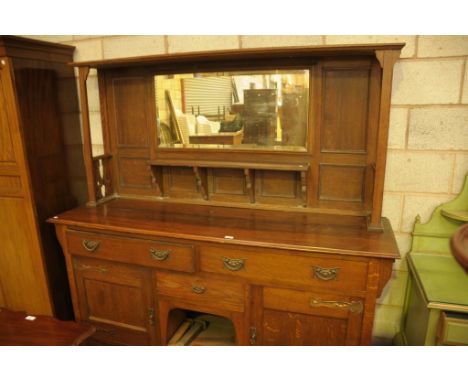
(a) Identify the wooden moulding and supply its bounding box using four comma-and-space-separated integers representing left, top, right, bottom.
149, 159, 309, 172
71, 43, 406, 69
92, 154, 114, 201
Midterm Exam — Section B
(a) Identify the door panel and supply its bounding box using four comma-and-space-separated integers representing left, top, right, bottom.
260, 286, 364, 345
73, 256, 156, 345
263, 309, 348, 346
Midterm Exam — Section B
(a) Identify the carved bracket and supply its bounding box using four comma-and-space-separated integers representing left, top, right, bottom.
150, 165, 164, 197
244, 168, 255, 203
92, 154, 113, 201
300, 170, 307, 207
193, 166, 208, 200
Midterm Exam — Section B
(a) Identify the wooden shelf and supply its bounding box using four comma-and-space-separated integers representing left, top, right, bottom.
149, 159, 309, 172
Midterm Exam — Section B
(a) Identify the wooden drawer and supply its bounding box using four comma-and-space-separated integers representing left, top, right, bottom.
199, 245, 369, 291
263, 287, 364, 319
437, 312, 468, 345
67, 230, 195, 272
156, 272, 245, 313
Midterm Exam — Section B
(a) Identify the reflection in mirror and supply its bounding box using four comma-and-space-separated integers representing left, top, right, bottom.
155, 70, 309, 151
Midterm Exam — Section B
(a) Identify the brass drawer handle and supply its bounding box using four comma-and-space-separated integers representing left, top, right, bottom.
310, 298, 363, 314
82, 239, 100, 252
312, 266, 339, 281
222, 257, 245, 271
192, 285, 206, 294
149, 248, 171, 261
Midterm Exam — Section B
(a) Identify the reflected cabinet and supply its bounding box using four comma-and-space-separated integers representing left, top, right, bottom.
51, 44, 402, 345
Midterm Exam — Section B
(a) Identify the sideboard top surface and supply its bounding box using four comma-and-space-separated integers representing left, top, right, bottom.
50, 198, 399, 259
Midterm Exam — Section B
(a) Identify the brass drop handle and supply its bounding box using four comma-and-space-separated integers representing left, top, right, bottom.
312, 266, 339, 281
222, 257, 245, 271
192, 285, 206, 294
310, 298, 363, 314
250, 327, 257, 345
149, 248, 171, 261
148, 308, 156, 326
82, 239, 100, 252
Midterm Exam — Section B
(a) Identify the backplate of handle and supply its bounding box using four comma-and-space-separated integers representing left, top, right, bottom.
222, 257, 245, 271
149, 248, 171, 261
82, 239, 100, 252
312, 265, 339, 281
191, 285, 206, 294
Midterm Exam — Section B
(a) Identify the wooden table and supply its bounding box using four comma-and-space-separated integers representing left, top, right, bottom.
0, 308, 95, 345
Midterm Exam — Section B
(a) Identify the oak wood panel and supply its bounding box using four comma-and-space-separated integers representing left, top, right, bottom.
0, 175, 22, 196
263, 287, 363, 345
113, 77, 149, 147
321, 68, 370, 153
73, 256, 156, 345
208, 168, 248, 198
66, 229, 195, 272
319, 164, 366, 202
0, 71, 16, 163
105, 71, 155, 196
255, 170, 301, 206
156, 272, 246, 313
0, 197, 53, 314
199, 245, 369, 292
207, 168, 249, 203
119, 157, 152, 189
163, 166, 202, 199
263, 310, 348, 346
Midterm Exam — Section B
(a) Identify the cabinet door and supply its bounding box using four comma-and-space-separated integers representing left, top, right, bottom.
259, 287, 364, 345
73, 257, 157, 345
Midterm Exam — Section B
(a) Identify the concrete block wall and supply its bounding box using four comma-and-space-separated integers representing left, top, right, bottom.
24, 35, 468, 342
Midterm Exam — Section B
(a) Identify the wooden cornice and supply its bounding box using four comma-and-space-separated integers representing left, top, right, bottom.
71, 43, 405, 69
0, 35, 75, 62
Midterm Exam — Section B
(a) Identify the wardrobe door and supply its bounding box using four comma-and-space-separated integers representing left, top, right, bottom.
0, 57, 53, 315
